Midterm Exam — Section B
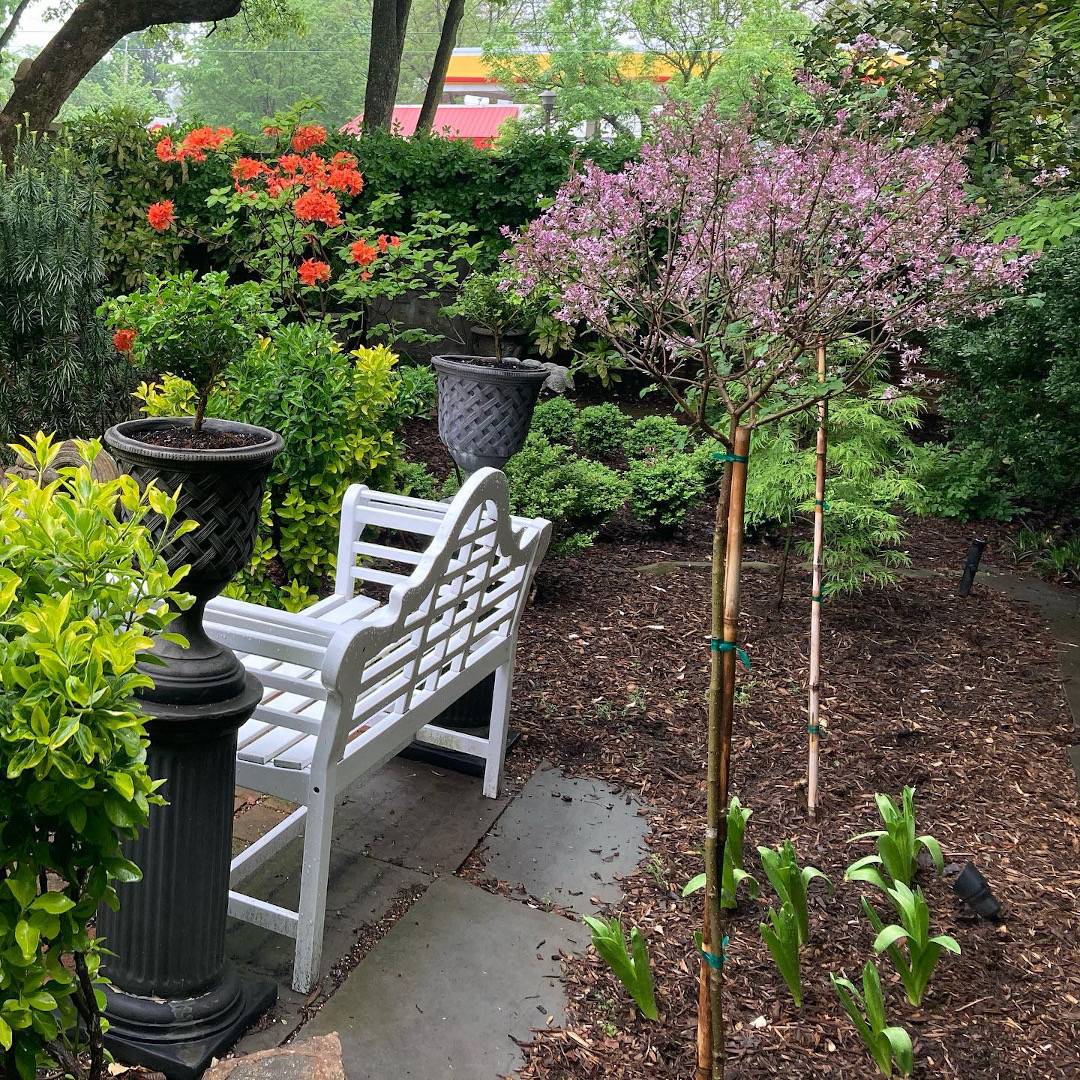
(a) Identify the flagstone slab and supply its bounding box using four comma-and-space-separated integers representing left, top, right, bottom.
477, 762, 649, 909
301, 874, 585, 1079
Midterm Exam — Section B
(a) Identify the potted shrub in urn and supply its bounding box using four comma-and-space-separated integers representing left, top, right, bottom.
436, 271, 547, 473
101, 270, 284, 700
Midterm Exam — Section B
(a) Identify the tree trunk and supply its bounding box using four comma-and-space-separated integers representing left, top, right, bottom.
363, 0, 413, 133
415, 0, 465, 135
698, 423, 749, 1080
775, 519, 794, 612
807, 342, 827, 819
0, 0, 243, 154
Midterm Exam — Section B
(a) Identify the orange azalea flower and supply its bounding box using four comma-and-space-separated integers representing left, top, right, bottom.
147, 200, 175, 231
232, 157, 267, 182
292, 125, 327, 153
155, 136, 175, 162
113, 328, 137, 352
327, 165, 363, 196
377, 234, 388, 252
389, 236, 400, 247
294, 189, 341, 226
360, 271, 371, 281
297, 258, 331, 286
349, 240, 378, 266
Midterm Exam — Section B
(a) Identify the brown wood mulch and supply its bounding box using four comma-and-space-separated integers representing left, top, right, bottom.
471, 501, 1080, 1080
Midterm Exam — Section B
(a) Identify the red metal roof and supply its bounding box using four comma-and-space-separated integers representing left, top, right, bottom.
342, 105, 520, 146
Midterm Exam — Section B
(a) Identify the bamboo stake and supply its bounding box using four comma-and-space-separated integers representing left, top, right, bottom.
698, 424, 751, 1080
807, 342, 827, 819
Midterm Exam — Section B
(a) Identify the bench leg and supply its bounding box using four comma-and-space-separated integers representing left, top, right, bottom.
483, 659, 514, 798
292, 775, 336, 994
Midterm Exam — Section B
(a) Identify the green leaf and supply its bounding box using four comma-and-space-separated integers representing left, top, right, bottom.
682, 873, 706, 897
873, 924, 909, 954
0, 1015, 11, 1051
30, 893, 75, 915
14, 921, 38, 960
883, 1026, 914, 1076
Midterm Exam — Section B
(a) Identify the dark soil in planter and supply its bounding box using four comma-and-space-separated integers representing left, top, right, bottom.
382, 402, 1076, 1080
137, 427, 269, 451
440, 355, 535, 371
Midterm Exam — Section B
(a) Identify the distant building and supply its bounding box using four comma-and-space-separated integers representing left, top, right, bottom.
341, 104, 521, 147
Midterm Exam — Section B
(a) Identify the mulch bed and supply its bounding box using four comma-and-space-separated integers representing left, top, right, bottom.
464, 499, 1080, 1079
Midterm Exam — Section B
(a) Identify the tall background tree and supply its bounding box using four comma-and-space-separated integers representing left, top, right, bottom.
804, 0, 1080, 190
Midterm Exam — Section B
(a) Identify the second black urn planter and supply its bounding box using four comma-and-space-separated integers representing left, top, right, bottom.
433, 353, 548, 474
100, 416, 283, 1079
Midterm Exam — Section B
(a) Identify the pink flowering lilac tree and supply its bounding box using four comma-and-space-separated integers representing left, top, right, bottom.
507, 87, 1035, 1080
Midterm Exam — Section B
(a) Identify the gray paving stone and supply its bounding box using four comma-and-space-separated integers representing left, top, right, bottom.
300, 875, 584, 1079
329, 756, 510, 873
477, 762, 648, 909
228, 841, 430, 1053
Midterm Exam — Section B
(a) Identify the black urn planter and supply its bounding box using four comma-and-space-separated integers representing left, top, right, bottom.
99, 416, 284, 1079
432, 353, 548, 474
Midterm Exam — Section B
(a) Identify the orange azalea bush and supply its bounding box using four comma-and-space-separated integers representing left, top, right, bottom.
143, 106, 481, 349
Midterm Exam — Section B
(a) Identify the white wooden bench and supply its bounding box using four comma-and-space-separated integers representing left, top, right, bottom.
203, 468, 551, 992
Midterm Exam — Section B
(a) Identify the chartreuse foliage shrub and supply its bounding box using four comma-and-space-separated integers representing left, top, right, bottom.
137, 323, 400, 609
628, 455, 705, 531
582, 915, 658, 1021
927, 235, 1080, 516
845, 788, 944, 891
0, 136, 136, 452
530, 396, 579, 446
831, 962, 914, 1077
744, 386, 925, 595
503, 433, 629, 554
682, 796, 759, 910
0, 434, 191, 1079
860, 882, 960, 1007
574, 403, 630, 457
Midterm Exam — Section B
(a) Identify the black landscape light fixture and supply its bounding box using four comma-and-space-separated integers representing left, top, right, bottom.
539, 88, 556, 132
956, 537, 987, 597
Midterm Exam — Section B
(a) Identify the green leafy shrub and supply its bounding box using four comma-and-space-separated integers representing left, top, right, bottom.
928, 236, 1080, 516
831, 962, 914, 1077
530, 397, 579, 446
444, 270, 540, 361
0, 136, 136, 452
574, 403, 631, 457
0, 434, 191, 1079
746, 387, 925, 594
846, 788, 944, 891
628, 455, 705, 531
757, 840, 833, 946
624, 414, 690, 460
907, 444, 1019, 521
392, 460, 440, 501
760, 901, 804, 1007
137, 324, 400, 607
504, 433, 629, 554
103, 270, 274, 428
582, 915, 658, 1021
388, 363, 437, 424
682, 796, 759, 910
860, 883, 961, 1006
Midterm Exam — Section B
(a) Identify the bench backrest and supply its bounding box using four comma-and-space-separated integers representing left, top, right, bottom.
319, 468, 550, 763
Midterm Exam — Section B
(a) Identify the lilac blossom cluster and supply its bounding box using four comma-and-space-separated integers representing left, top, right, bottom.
506, 95, 1037, 422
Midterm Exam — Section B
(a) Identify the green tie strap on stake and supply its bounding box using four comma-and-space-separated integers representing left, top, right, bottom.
712, 452, 748, 464
700, 935, 730, 970
711, 639, 751, 670
814, 499, 830, 510
812, 594, 824, 604
807, 724, 822, 736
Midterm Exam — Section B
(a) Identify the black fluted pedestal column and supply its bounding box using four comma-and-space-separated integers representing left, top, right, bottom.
97, 681, 274, 1079
101, 418, 284, 1080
